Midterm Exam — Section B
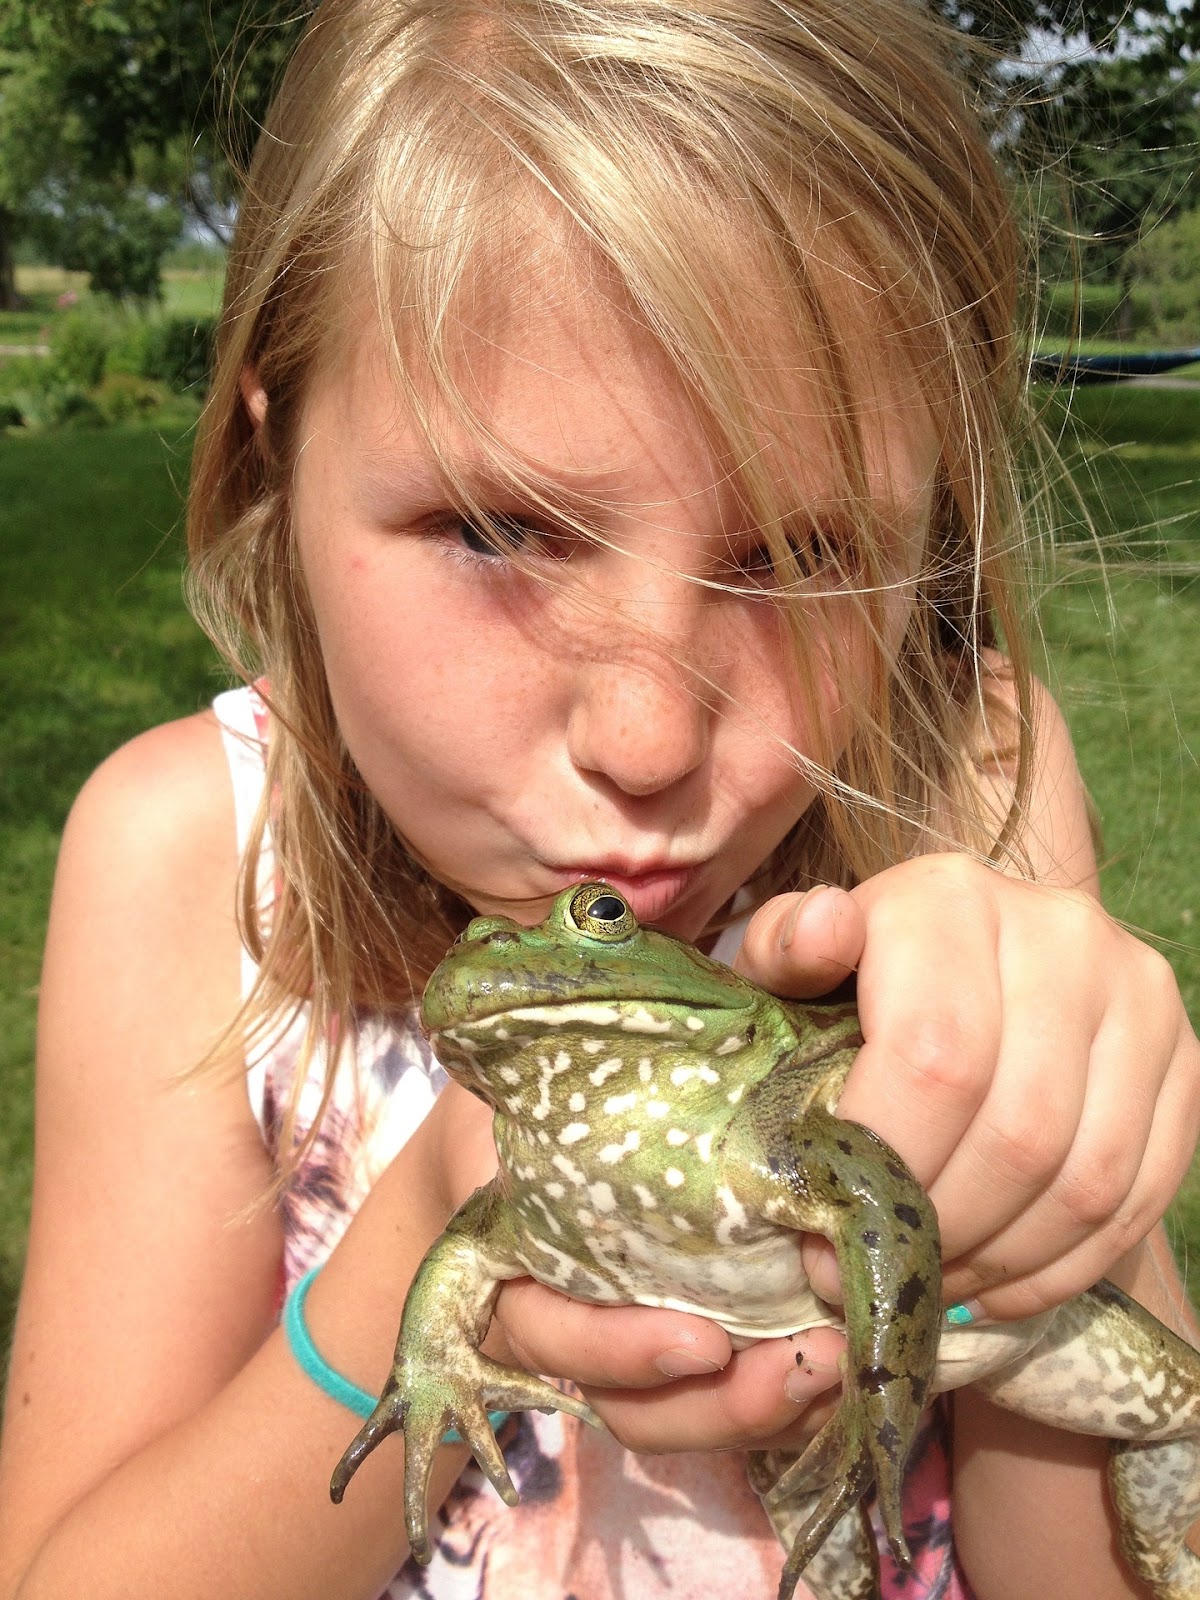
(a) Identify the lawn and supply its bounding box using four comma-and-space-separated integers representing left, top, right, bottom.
0, 261, 226, 346
0, 380, 1197, 1353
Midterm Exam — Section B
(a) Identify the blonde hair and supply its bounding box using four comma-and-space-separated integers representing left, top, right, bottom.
188, 0, 1037, 1132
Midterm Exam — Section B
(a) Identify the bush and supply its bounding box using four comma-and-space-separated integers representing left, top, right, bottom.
0, 398, 24, 429
137, 315, 217, 393
49, 309, 118, 389
95, 371, 169, 422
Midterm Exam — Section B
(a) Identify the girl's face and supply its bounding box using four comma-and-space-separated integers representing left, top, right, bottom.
289, 252, 938, 941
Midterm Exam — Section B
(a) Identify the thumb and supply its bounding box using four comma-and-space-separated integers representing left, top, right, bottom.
734, 886, 865, 999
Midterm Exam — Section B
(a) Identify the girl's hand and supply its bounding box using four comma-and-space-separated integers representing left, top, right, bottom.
736, 855, 1200, 1321
436, 1082, 845, 1454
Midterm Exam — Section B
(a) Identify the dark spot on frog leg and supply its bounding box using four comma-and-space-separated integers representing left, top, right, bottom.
857, 1364, 900, 1393
861, 1230, 881, 1248
892, 1203, 924, 1230
875, 1418, 903, 1462
836, 1138, 853, 1155
885, 1161, 908, 1184
895, 1274, 929, 1316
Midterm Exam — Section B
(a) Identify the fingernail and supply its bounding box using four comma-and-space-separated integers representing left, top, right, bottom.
656, 1349, 725, 1378
783, 1348, 841, 1401
944, 1299, 988, 1328
778, 887, 830, 952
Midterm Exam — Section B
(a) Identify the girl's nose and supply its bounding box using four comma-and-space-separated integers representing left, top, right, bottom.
565, 595, 714, 799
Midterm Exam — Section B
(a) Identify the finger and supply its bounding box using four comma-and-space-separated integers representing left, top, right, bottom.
734, 886, 865, 999
580, 1328, 846, 1455
493, 1279, 733, 1389
943, 1015, 1200, 1319
919, 954, 1095, 1263
836, 870, 1001, 1186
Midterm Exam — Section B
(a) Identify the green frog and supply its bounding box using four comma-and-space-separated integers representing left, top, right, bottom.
330, 882, 1200, 1600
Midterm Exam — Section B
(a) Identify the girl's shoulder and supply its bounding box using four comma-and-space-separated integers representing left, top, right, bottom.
49, 707, 246, 1073
63, 707, 240, 907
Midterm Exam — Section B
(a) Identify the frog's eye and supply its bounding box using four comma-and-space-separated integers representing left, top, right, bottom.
568, 883, 637, 941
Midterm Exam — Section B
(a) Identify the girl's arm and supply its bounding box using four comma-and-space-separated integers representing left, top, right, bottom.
0, 712, 748, 1598
0, 714, 478, 1600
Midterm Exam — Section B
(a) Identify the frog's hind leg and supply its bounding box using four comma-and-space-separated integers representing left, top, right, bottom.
726, 1085, 942, 1574
1111, 1438, 1200, 1599
973, 1279, 1200, 1600
748, 1449, 880, 1600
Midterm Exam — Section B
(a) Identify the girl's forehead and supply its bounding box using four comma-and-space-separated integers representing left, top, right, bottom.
314, 243, 941, 520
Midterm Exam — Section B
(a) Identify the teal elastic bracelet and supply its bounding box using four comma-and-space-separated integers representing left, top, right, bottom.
283, 1265, 509, 1443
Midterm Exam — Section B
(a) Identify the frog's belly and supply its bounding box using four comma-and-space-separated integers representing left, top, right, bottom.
515, 1217, 836, 1344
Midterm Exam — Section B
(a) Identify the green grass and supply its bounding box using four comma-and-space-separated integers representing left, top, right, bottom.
0, 408, 226, 1344
0, 381, 1197, 1348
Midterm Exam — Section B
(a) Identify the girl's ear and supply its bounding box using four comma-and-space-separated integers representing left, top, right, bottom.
240, 367, 268, 428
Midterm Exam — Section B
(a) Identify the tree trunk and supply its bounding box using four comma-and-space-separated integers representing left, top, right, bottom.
0, 206, 20, 311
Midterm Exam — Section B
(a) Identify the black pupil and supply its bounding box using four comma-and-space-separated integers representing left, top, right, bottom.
588, 895, 626, 922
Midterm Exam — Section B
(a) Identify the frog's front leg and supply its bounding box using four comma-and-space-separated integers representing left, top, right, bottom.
329, 1181, 600, 1561
725, 1067, 941, 1596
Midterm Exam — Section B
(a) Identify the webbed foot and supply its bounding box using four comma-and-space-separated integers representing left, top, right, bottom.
330, 1351, 600, 1562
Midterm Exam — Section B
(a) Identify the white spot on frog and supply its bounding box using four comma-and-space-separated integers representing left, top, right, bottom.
552, 1152, 587, 1187
727, 1083, 746, 1105
544, 1181, 566, 1199
559, 1122, 590, 1145
603, 1091, 638, 1116
582, 1039, 605, 1055
673, 1215, 693, 1231
665, 1168, 686, 1188
716, 1035, 747, 1055
670, 1066, 697, 1086
599, 1130, 641, 1163
685, 1016, 704, 1032
568, 1092, 587, 1113
589, 1057, 624, 1085
554, 1051, 573, 1072
695, 1131, 714, 1163
715, 1184, 750, 1244
646, 1100, 670, 1118
666, 1128, 689, 1146
619, 1006, 674, 1034
632, 1183, 658, 1209
498, 1003, 623, 1029
499, 1066, 521, 1085
588, 1181, 617, 1213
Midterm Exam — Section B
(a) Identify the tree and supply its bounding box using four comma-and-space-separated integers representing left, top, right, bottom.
0, 0, 311, 302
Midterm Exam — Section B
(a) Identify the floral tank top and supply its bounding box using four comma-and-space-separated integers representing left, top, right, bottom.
215, 684, 975, 1600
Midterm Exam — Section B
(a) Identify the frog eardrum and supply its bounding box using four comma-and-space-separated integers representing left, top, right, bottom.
331, 883, 1200, 1600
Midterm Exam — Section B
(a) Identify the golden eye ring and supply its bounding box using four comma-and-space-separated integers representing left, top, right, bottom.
568, 883, 637, 941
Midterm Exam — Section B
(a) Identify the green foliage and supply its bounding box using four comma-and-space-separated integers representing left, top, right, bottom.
1040, 281, 1155, 341
49, 306, 117, 387
35, 186, 182, 302
1133, 209, 1200, 341
94, 369, 169, 420
137, 314, 217, 393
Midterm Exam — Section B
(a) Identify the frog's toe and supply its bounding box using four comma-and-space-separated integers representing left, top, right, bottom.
329, 1382, 408, 1505
475, 1355, 603, 1430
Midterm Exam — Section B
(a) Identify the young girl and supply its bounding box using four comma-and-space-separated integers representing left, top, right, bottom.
1, 1, 1198, 1596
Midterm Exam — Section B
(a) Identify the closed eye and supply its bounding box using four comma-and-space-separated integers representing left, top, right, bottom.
737, 523, 856, 589
429, 511, 575, 568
